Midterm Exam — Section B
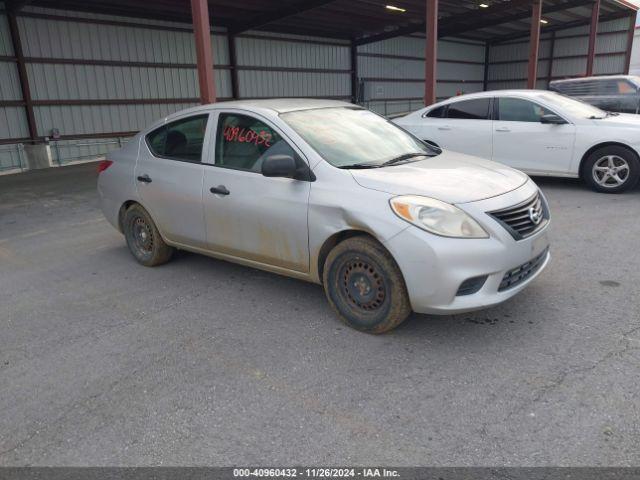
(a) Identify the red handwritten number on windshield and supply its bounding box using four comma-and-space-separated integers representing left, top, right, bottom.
223, 126, 272, 147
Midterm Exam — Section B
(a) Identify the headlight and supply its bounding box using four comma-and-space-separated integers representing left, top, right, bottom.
390, 195, 488, 239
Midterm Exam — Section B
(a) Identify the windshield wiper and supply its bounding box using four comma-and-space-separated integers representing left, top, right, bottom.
381, 152, 429, 167
336, 163, 382, 169
337, 152, 430, 169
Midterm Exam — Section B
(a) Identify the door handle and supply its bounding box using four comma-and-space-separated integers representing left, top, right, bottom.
210, 185, 230, 196
137, 174, 152, 183
438, 125, 452, 131
495, 127, 511, 132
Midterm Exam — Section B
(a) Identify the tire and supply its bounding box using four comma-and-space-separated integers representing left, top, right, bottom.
123, 204, 174, 267
323, 236, 411, 334
583, 146, 640, 193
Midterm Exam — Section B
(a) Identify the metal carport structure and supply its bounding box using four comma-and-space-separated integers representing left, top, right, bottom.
0, 0, 637, 170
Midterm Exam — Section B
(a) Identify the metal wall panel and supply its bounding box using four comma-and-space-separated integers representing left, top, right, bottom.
236, 34, 349, 69
596, 16, 630, 33
0, 62, 22, 101
553, 37, 588, 57
18, 15, 227, 65
359, 36, 424, 57
357, 36, 486, 104
596, 32, 627, 54
487, 18, 630, 90
489, 39, 552, 63
358, 56, 423, 78
239, 71, 350, 99
0, 11, 27, 139
0, 107, 29, 139
235, 32, 350, 99
552, 57, 585, 77
439, 39, 485, 63
9, 9, 231, 141
0, 13, 13, 56
26, 63, 204, 100
594, 54, 626, 75
33, 103, 198, 137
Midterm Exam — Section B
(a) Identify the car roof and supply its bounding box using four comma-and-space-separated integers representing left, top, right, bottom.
550, 74, 637, 85
164, 98, 354, 121
426, 89, 554, 109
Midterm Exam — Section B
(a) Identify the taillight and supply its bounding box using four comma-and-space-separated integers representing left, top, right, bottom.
97, 160, 113, 173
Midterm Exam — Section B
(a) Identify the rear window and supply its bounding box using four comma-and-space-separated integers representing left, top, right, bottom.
552, 78, 638, 96
445, 99, 490, 120
145, 114, 209, 162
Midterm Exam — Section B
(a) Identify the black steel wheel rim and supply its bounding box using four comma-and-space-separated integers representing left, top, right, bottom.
338, 257, 386, 312
131, 216, 154, 255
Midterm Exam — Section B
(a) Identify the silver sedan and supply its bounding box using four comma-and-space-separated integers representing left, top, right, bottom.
97, 99, 550, 333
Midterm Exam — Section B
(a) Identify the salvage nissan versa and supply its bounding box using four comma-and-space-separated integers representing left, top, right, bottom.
97, 99, 551, 333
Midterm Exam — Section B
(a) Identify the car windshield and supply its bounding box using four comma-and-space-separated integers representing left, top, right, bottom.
539, 92, 608, 118
280, 107, 437, 168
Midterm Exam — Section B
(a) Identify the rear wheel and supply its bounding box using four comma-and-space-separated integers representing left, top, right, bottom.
323, 236, 411, 334
583, 146, 640, 193
123, 204, 174, 266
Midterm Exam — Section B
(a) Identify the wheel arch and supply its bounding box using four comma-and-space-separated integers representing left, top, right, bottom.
316, 229, 389, 285
117, 200, 140, 233
578, 141, 639, 179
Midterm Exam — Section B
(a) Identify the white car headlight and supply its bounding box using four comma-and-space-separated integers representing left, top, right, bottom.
390, 195, 488, 239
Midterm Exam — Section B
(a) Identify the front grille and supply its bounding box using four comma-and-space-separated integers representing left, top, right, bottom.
488, 192, 548, 240
498, 247, 549, 292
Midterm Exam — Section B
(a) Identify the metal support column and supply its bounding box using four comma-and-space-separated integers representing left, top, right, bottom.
586, 0, 600, 76
228, 34, 239, 99
624, 11, 637, 74
191, 0, 216, 104
483, 42, 490, 91
546, 30, 556, 85
350, 41, 358, 104
527, 0, 542, 89
424, 0, 438, 105
7, 9, 37, 140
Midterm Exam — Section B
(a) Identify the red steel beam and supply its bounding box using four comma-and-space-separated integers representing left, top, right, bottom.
586, 0, 600, 76
527, 0, 543, 89
424, 0, 438, 106
191, 0, 216, 104
624, 11, 637, 73
7, 9, 37, 140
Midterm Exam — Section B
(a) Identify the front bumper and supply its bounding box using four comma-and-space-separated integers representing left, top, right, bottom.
384, 180, 550, 315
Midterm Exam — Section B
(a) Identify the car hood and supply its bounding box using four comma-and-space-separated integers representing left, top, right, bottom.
350, 151, 529, 204
597, 112, 640, 127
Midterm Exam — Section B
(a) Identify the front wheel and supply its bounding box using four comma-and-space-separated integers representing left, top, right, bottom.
583, 146, 640, 193
123, 204, 174, 267
323, 236, 411, 334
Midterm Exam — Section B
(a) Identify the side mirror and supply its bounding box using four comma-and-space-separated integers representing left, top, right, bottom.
262, 154, 297, 178
540, 114, 566, 125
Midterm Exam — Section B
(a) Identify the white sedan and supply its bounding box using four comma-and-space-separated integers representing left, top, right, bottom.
395, 90, 640, 193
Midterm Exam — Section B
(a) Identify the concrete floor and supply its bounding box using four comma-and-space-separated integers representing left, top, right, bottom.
0, 163, 639, 466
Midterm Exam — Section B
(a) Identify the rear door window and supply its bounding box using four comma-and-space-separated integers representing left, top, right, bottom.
445, 99, 490, 120
145, 114, 209, 162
